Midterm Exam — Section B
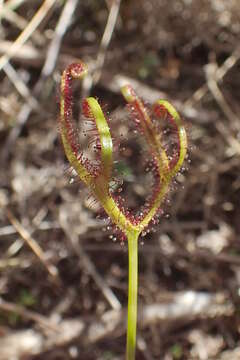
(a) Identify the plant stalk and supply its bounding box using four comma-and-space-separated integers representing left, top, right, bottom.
126, 230, 139, 360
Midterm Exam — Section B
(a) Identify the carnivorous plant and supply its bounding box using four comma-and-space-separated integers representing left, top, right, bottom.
60, 61, 187, 360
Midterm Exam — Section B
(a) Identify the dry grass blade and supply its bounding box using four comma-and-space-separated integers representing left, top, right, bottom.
93, 0, 121, 83
205, 64, 240, 127
59, 210, 122, 311
82, 0, 121, 96
1, 0, 78, 162
0, 3, 44, 43
0, 0, 56, 72
3, 62, 39, 109
6, 210, 59, 279
40, 0, 79, 78
204, 63, 240, 155
184, 48, 240, 108
0, 298, 60, 332
0, 40, 41, 63
5, 0, 26, 10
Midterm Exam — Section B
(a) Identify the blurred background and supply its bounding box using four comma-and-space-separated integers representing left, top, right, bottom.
0, 0, 240, 359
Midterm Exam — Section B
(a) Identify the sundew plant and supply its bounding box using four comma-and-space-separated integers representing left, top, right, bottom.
60, 61, 187, 360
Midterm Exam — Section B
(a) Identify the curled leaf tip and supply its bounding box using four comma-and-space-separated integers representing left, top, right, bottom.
121, 85, 137, 103
69, 62, 88, 79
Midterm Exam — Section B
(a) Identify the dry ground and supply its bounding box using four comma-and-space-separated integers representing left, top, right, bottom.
0, 0, 240, 359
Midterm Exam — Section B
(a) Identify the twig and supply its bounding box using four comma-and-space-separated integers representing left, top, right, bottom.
0, 298, 60, 332
1, 0, 78, 162
205, 63, 240, 125
6, 209, 58, 279
0, 0, 56, 72
5, 0, 26, 10
0, 257, 30, 269
205, 63, 240, 155
0, 40, 41, 64
82, 0, 121, 97
93, 0, 121, 83
41, 0, 79, 78
0, 3, 44, 44
3, 62, 39, 110
82, 243, 240, 266
59, 209, 122, 311
184, 48, 240, 108
0, 291, 233, 359
0, 221, 60, 237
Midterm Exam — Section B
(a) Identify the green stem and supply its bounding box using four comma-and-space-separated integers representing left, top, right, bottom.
126, 230, 139, 360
